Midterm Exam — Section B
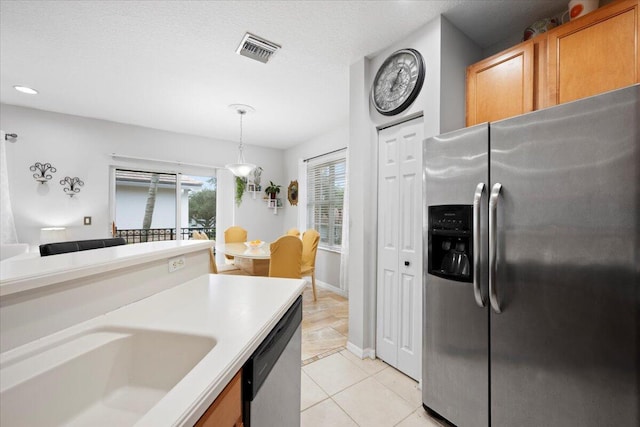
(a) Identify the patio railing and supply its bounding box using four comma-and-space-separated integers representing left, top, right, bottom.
115, 227, 215, 244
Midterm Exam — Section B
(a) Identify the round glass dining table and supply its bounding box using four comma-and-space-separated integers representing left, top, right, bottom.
216, 242, 270, 275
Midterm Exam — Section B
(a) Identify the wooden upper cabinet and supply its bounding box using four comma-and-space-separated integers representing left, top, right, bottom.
466, 0, 639, 127
547, 0, 639, 106
466, 40, 537, 126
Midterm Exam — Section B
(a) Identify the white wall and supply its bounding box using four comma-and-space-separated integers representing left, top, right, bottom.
233, 170, 286, 243
282, 124, 349, 289
0, 104, 284, 248
348, 56, 375, 357
441, 19, 483, 133
115, 185, 190, 229
347, 16, 481, 357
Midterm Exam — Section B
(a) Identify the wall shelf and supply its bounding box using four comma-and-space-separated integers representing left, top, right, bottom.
246, 183, 261, 199
266, 198, 282, 214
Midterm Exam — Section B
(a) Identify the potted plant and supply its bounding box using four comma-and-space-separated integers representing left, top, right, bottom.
235, 176, 247, 206
265, 181, 281, 199
252, 167, 263, 191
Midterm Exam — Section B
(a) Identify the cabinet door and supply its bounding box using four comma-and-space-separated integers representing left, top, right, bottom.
466, 41, 534, 126
547, 0, 639, 106
195, 370, 242, 427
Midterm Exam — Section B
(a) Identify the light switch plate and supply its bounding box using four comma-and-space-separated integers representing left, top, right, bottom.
168, 256, 185, 272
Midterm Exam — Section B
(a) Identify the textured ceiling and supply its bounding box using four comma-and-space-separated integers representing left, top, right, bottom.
0, 0, 567, 149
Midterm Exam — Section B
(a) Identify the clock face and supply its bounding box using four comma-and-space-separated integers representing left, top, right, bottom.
371, 49, 425, 116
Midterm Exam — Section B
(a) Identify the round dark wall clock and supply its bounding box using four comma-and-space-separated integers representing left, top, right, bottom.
371, 48, 425, 116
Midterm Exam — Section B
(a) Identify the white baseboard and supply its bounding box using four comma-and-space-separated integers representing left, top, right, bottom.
346, 341, 376, 360
310, 278, 348, 298
363, 347, 376, 359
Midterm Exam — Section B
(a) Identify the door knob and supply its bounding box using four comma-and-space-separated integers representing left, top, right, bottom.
404, 261, 410, 266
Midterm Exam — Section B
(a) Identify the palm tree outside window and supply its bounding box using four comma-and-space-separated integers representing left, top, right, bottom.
112, 169, 216, 243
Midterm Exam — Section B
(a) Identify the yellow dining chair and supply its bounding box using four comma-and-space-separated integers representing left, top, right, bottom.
208, 249, 218, 274
269, 235, 302, 279
286, 228, 301, 238
224, 226, 248, 262
194, 231, 217, 273
301, 229, 320, 301
195, 229, 243, 275
196, 231, 213, 240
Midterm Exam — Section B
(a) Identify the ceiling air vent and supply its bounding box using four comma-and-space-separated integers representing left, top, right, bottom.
236, 32, 281, 64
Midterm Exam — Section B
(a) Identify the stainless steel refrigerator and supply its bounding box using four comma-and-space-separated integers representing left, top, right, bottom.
422, 84, 639, 427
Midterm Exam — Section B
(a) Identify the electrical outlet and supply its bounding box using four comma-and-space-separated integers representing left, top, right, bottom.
168, 256, 185, 272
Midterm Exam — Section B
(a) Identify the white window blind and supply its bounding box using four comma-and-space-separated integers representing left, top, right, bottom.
306, 150, 346, 251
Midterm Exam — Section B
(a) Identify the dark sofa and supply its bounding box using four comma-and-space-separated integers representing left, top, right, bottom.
39, 238, 126, 257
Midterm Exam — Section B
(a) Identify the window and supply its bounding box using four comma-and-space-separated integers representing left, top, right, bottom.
306, 150, 346, 251
112, 168, 216, 244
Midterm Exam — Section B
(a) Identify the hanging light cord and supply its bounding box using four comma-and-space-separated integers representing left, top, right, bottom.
238, 110, 246, 161
225, 104, 256, 177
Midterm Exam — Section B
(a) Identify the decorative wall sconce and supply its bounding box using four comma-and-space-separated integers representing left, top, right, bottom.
60, 176, 84, 197
30, 162, 57, 183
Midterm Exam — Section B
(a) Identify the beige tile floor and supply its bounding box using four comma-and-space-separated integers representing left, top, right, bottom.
300, 285, 444, 427
301, 284, 349, 364
300, 350, 447, 427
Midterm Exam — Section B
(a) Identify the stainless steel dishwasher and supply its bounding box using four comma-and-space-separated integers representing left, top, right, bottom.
243, 295, 302, 427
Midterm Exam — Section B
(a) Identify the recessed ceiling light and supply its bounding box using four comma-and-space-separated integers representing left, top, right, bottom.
14, 85, 38, 95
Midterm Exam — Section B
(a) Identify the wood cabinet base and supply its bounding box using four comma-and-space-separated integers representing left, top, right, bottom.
195, 370, 243, 427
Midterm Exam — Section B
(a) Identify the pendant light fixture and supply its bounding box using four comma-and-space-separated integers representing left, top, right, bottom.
226, 104, 256, 177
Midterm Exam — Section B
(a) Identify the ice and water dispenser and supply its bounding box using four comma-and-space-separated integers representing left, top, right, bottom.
427, 205, 473, 282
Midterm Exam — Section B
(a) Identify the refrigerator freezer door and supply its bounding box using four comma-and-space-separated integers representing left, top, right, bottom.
423, 123, 489, 427
489, 85, 640, 426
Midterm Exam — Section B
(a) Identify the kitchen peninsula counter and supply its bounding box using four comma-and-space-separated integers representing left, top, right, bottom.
0, 240, 214, 297
0, 274, 306, 426
0, 240, 215, 351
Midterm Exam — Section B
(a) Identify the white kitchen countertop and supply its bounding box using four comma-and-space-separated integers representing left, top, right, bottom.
0, 274, 306, 426
0, 240, 214, 297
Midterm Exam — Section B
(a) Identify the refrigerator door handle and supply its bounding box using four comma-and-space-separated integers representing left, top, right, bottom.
489, 183, 502, 313
473, 182, 486, 307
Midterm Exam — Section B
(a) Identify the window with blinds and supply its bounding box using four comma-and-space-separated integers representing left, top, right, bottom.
306, 150, 346, 251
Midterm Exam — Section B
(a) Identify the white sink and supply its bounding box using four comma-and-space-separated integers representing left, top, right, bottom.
0, 327, 216, 426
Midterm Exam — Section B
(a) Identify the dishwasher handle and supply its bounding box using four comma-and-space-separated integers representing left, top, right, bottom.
243, 295, 302, 401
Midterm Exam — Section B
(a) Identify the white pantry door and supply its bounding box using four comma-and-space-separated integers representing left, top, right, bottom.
376, 117, 423, 381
